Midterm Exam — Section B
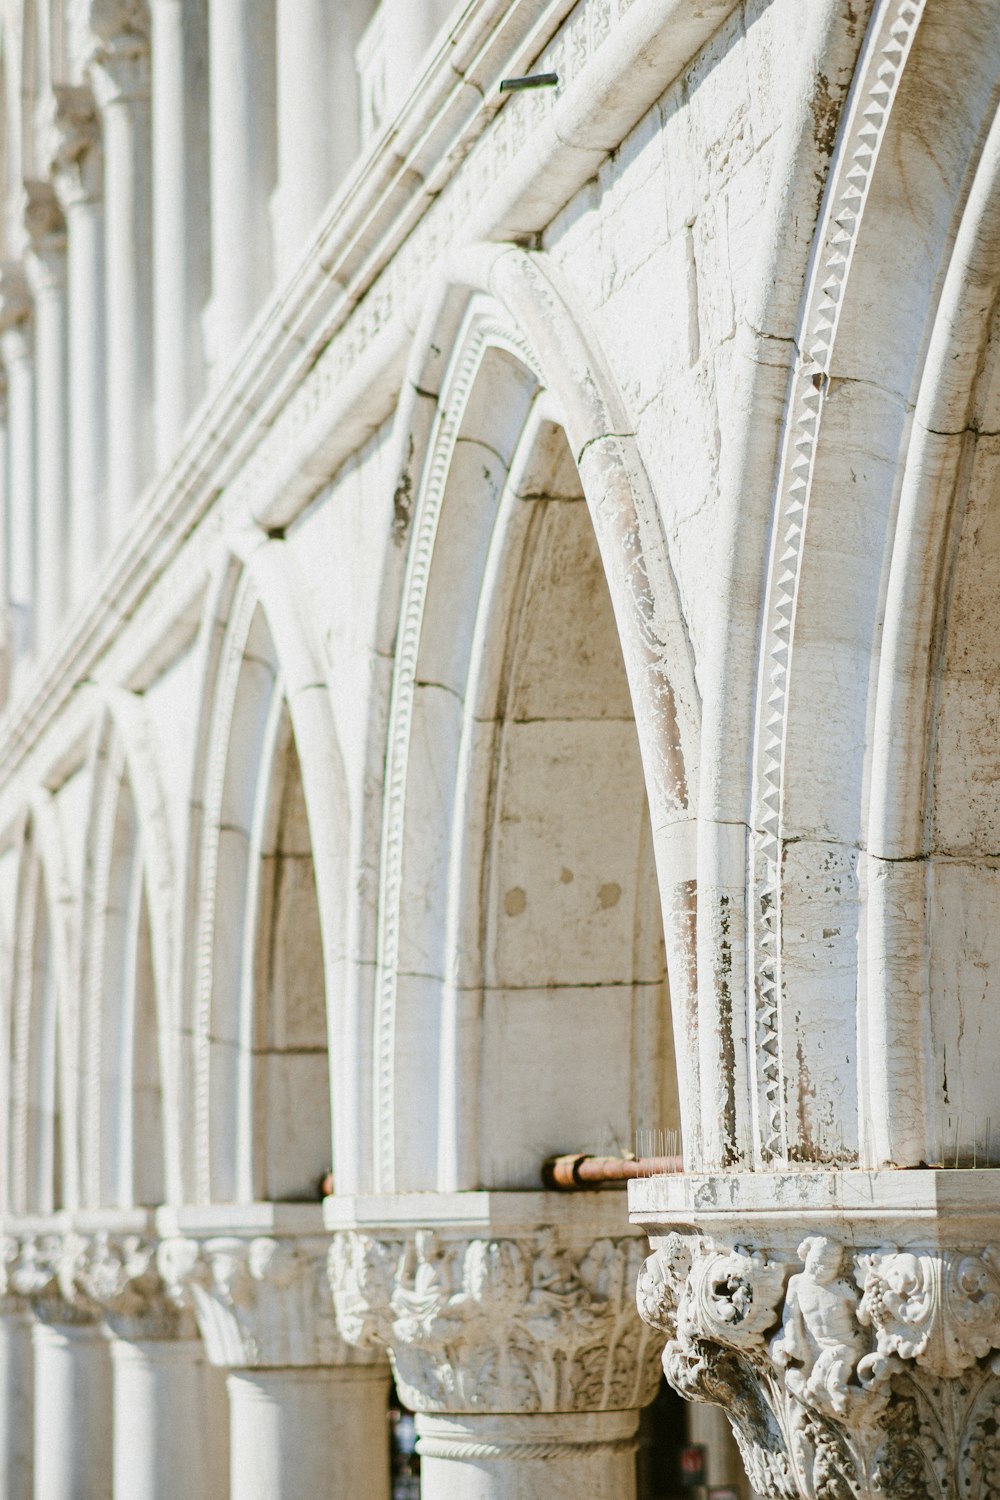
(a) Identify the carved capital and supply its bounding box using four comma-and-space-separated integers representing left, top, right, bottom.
22, 181, 67, 294
0, 263, 32, 336
86, 0, 150, 105
6, 1234, 99, 1327
161, 1235, 364, 1369
63, 1232, 194, 1340
0, 1233, 24, 1313
331, 1228, 661, 1415
39, 86, 103, 207
637, 1229, 1000, 1500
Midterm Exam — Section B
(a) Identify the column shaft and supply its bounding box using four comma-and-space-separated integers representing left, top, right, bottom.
208, 0, 276, 368
1, 321, 35, 661
45, 83, 107, 602
150, 0, 210, 462
26, 230, 69, 652
415, 1411, 640, 1500
381, 0, 453, 117
227, 1365, 390, 1500
94, 55, 154, 528
33, 1320, 113, 1500
0, 1311, 33, 1500
65, 198, 107, 597
111, 1338, 228, 1500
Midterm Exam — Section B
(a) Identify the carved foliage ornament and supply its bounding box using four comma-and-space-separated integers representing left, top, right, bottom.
158, 1235, 367, 1369
331, 1229, 661, 1414
637, 1232, 1000, 1500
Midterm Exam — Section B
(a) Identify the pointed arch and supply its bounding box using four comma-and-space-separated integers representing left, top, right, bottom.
371, 247, 698, 1193
7, 793, 73, 1215
746, 0, 1000, 1166
185, 537, 348, 1205
77, 691, 176, 1208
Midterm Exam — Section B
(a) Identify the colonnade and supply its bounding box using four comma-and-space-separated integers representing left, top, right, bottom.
0, 0, 456, 684
0, 1213, 662, 1500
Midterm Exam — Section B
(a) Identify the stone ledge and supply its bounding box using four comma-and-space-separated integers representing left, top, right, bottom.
629, 1168, 1000, 1242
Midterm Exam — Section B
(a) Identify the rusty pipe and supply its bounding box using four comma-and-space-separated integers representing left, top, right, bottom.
541, 1153, 683, 1189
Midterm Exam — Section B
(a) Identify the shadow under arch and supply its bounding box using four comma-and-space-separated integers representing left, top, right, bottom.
184, 537, 350, 1206
373, 246, 699, 1193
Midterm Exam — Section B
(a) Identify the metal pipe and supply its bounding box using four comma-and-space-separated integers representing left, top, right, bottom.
541, 1153, 683, 1190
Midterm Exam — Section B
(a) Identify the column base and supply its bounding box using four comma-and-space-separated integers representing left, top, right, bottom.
415, 1410, 639, 1500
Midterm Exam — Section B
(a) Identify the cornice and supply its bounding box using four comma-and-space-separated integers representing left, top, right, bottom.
0, 0, 737, 791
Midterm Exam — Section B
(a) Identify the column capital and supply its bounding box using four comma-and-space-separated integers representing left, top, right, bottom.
634, 1179, 1000, 1500
160, 1234, 370, 1369
62, 1231, 195, 1341
4, 1232, 100, 1327
86, 0, 151, 106
22, 181, 67, 295
0, 263, 32, 336
39, 85, 103, 208
330, 1225, 660, 1415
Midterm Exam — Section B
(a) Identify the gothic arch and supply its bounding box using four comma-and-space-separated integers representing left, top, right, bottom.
77, 691, 176, 1208
747, 0, 1000, 1166
864, 95, 1000, 1166
7, 793, 74, 1215
373, 247, 698, 1193
185, 538, 348, 1205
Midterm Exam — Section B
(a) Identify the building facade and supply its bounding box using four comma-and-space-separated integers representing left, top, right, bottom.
0, 0, 996, 1496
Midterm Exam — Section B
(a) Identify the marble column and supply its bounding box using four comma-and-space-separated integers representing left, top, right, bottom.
0, 266, 35, 662
88, 4, 153, 531
272, 0, 372, 278
0, 1241, 33, 1500
11, 1233, 114, 1500
23, 182, 68, 654
632, 1169, 1000, 1500
207, 0, 276, 370
272, 0, 332, 278
228, 1364, 389, 1500
32, 1319, 113, 1500
43, 85, 107, 604
380, 0, 453, 120
149, 0, 209, 463
69, 1231, 229, 1500
331, 1206, 662, 1500
0, 378, 10, 705
163, 1232, 391, 1500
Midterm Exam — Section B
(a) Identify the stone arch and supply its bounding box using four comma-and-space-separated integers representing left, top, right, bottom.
863, 96, 1000, 1166
374, 248, 698, 1193
185, 538, 348, 1205
7, 794, 73, 1215
746, 0, 1000, 1166
77, 691, 176, 1208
